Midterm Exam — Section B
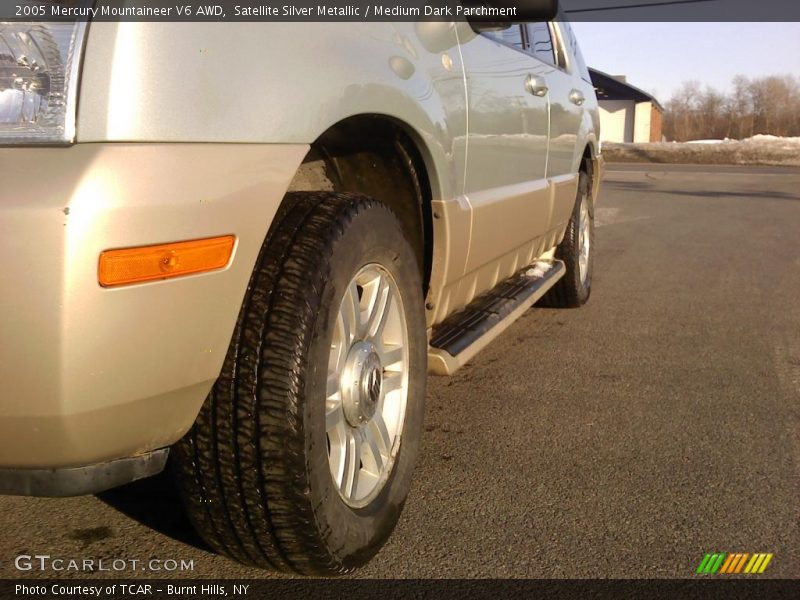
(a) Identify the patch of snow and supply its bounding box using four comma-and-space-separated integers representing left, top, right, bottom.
603, 135, 800, 166
525, 261, 553, 279
744, 134, 800, 145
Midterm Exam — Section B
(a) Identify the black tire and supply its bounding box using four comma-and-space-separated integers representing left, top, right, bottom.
171, 192, 427, 575
539, 171, 594, 308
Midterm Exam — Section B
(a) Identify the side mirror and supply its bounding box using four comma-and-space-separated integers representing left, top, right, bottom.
464, 0, 559, 29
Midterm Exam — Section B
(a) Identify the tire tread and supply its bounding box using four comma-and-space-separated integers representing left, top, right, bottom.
173, 192, 388, 574
539, 172, 593, 308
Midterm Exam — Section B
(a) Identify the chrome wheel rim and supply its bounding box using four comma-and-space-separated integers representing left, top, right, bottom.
578, 195, 591, 285
326, 264, 409, 508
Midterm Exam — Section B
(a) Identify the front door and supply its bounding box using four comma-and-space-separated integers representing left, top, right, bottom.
457, 24, 550, 278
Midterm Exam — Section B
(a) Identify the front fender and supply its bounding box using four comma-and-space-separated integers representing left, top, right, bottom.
77, 22, 467, 203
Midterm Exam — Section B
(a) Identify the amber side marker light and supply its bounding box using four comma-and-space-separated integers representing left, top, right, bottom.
98, 235, 236, 287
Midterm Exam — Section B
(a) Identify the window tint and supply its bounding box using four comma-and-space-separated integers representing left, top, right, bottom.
526, 22, 555, 65
485, 25, 525, 50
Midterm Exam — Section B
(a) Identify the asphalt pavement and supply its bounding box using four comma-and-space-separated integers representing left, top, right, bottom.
2, 163, 798, 579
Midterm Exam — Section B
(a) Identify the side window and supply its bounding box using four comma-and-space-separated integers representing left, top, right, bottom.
526, 22, 555, 65
485, 25, 525, 50
559, 21, 592, 83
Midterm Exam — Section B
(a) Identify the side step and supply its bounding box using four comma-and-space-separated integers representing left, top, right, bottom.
428, 260, 565, 375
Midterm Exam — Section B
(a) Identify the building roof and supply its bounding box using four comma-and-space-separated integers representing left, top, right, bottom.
588, 67, 664, 112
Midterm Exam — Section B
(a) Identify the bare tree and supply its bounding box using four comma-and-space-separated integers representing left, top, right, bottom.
663, 75, 800, 141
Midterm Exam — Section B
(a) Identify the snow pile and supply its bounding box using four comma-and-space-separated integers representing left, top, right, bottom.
681, 136, 800, 146
742, 135, 800, 150
603, 135, 800, 167
685, 139, 728, 145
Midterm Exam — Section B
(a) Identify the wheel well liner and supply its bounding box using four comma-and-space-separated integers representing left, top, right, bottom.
288, 115, 434, 294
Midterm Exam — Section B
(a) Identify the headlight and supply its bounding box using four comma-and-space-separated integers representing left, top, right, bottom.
0, 21, 87, 144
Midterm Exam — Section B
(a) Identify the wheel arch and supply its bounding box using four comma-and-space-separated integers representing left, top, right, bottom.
580, 140, 602, 204
287, 114, 438, 295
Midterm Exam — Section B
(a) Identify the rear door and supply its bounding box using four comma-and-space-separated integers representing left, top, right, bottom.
529, 21, 585, 230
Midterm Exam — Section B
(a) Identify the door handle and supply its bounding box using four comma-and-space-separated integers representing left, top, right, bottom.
569, 89, 586, 106
525, 74, 548, 97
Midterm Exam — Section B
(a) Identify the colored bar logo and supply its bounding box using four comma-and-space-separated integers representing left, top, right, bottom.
696, 552, 773, 574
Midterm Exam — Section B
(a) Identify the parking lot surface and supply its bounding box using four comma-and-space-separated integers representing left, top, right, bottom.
2, 164, 798, 579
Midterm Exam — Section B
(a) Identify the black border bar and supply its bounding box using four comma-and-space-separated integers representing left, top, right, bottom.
3, 579, 800, 599
3, 0, 800, 21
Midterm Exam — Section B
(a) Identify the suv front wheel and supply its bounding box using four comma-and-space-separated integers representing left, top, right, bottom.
172, 192, 426, 575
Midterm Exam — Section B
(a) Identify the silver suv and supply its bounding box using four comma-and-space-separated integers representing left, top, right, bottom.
0, 4, 602, 574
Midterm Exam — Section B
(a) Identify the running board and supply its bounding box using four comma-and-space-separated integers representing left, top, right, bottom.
428, 260, 565, 375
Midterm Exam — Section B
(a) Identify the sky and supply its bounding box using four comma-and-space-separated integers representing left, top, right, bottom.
568, 22, 800, 103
